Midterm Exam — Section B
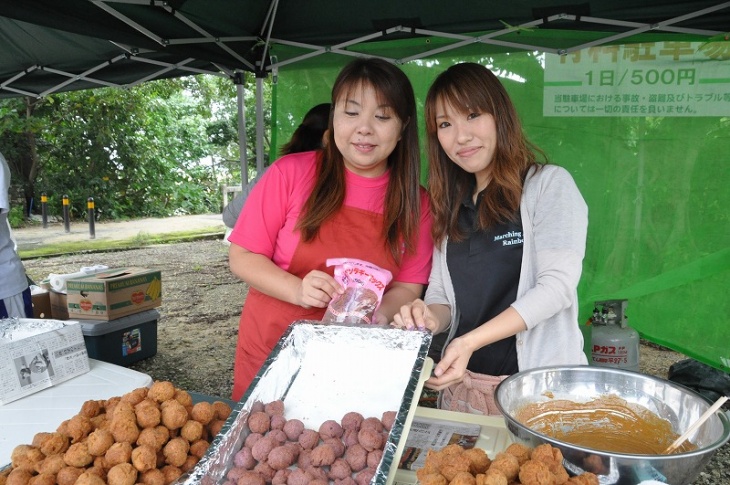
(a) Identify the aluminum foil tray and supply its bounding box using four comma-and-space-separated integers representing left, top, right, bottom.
179, 320, 432, 485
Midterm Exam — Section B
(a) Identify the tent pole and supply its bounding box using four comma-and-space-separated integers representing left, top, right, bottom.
235, 73, 249, 188
255, 76, 265, 178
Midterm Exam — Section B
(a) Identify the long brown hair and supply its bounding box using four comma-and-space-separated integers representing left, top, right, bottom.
278, 103, 331, 156
296, 58, 422, 262
424, 62, 545, 245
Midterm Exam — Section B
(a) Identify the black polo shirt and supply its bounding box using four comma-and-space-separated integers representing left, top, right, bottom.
446, 190, 523, 376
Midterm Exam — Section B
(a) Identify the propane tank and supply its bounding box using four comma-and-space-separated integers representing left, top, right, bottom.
591, 299, 640, 372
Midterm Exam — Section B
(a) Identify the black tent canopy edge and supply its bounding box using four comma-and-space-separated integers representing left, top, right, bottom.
1, 0, 728, 99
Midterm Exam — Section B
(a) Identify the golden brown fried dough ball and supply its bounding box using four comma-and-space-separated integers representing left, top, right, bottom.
31, 432, 51, 449
111, 401, 136, 421
148, 381, 176, 403
74, 472, 106, 485
160, 400, 189, 430
135, 403, 161, 429
451, 471, 477, 485
189, 439, 210, 459
105, 442, 133, 467
63, 442, 94, 468
160, 465, 183, 484
107, 463, 138, 485
180, 454, 199, 473
11, 445, 45, 472
121, 387, 148, 406
67, 414, 93, 443
34, 453, 66, 475
6, 468, 33, 485
27, 473, 55, 485
504, 443, 531, 466
105, 396, 122, 412
489, 453, 520, 482
56, 466, 85, 485
38, 431, 70, 456
80, 399, 104, 418
190, 401, 215, 426
416, 472, 448, 485
162, 437, 189, 467
439, 453, 472, 482
463, 447, 492, 475
137, 425, 170, 451
566, 473, 599, 485
139, 468, 166, 485
56, 419, 70, 436
180, 420, 204, 443
476, 469, 508, 485
212, 401, 232, 420
531, 444, 563, 465
90, 414, 109, 431
208, 419, 225, 437
131, 444, 158, 472
264, 400, 285, 416
87, 428, 115, 456
518, 460, 555, 485
111, 416, 141, 444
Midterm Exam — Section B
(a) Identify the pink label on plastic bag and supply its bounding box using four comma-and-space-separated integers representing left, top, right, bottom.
321, 258, 393, 324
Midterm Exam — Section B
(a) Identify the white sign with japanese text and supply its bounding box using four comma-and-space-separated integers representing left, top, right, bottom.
544, 41, 730, 117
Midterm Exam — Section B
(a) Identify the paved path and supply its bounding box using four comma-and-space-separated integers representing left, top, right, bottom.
13, 213, 226, 251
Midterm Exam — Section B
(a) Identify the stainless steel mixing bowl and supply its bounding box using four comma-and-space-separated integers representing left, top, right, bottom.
495, 366, 730, 485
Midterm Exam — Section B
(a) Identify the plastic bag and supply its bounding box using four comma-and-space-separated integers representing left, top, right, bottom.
321, 258, 393, 324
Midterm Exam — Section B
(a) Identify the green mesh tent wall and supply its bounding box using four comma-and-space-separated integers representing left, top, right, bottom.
271, 37, 730, 373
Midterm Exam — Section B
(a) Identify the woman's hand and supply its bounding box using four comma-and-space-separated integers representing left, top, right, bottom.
425, 336, 473, 391
391, 299, 441, 331
296, 270, 342, 309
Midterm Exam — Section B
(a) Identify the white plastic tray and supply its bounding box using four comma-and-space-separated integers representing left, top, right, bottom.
0, 358, 152, 466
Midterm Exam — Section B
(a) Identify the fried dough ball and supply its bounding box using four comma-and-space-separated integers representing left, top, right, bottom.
11, 445, 45, 472
235, 471, 266, 485
269, 429, 287, 445
381, 410, 397, 431
29, 472, 55, 485
105, 442, 133, 467
79, 400, 104, 418
39, 431, 70, 456
160, 400, 189, 430
329, 458, 353, 481
180, 419, 204, 442
190, 402, 215, 426
74, 472, 106, 485
67, 414, 93, 443
451, 471, 477, 485
63, 442, 94, 468
135, 403, 161, 429
343, 429, 359, 447
245, 433, 263, 449
56, 466, 85, 485
180, 454, 199, 473
160, 465, 182, 485
131, 444, 158, 472
163, 437, 189, 467
148, 381, 176, 403
439, 453, 472, 482
341, 412, 364, 431
56, 419, 70, 436
233, 447, 256, 470
173, 389, 193, 407
270, 414, 286, 431
366, 449, 383, 469
6, 468, 33, 485
268, 445, 297, 470
31, 432, 51, 449
416, 472, 447, 485
247, 411, 271, 434
463, 447, 492, 474
110, 416, 141, 444
489, 452, 520, 482
344, 443, 367, 472
264, 400, 285, 416
137, 425, 169, 451
87, 428, 115, 456
107, 463, 138, 485
189, 439, 210, 459
476, 469, 508, 485
272, 468, 291, 485
353, 467, 376, 485
251, 435, 277, 462
504, 443, 531, 466
325, 437, 345, 458
111, 401, 136, 421
121, 387, 148, 406
139, 468, 166, 485
566, 473, 599, 485
105, 397, 122, 414
90, 414, 109, 431
310, 443, 336, 466
297, 429, 319, 450
35, 453, 66, 475
531, 444, 563, 465
208, 419, 226, 437
518, 460, 555, 485
357, 427, 383, 452
319, 419, 343, 440
360, 417, 384, 433
283, 419, 305, 441
212, 401, 232, 421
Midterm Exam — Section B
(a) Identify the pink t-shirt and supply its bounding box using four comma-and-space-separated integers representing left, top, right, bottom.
228, 151, 433, 284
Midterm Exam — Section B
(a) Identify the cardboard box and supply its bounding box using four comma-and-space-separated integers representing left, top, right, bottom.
66, 267, 161, 320
77, 309, 159, 366
49, 290, 69, 320
31, 291, 52, 319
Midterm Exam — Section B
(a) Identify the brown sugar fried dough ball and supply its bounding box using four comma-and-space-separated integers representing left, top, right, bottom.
357, 427, 383, 452
381, 410, 397, 431
324, 438, 345, 458
344, 443, 368, 472
247, 411, 271, 434
163, 437, 189, 467
236, 471, 265, 485
35, 454, 66, 475
360, 417, 384, 433
105, 442, 133, 467
251, 435, 277, 462
137, 425, 170, 451
416, 472, 448, 485
63, 442, 94, 468
254, 462, 277, 482
504, 443, 531, 466
6, 468, 33, 485
287, 468, 313, 485
518, 460, 555, 485
341, 412, 364, 431
190, 402, 215, 426
87, 428, 115, 456
318, 419, 343, 440
67, 414, 93, 443
111, 416, 141, 444
139, 468, 166, 485
366, 449, 383, 469
212, 401, 232, 421
135, 403, 161, 429
148, 381, 176, 403
353, 467, 376, 485
272, 468, 291, 485
297, 429, 319, 450
131, 444, 158, 472
329, 458, 353, 480
74, 472, 106, 485
270, 414, 286, 431
264, 400, 285, 416
107, 463, 138, 485
342, 429, 359, 447
244, 433, 263, 449
160, 400, 189, 430
268, 445, 296, 470
283, 419, 305, 441
463, 447, 492, 474
189, 439, 210, 459
160, 465, 183, 484
268, 429, 287, 445
310, 443, 336, 466
489, 453, 520, 482
233, 447, 256, 470
180, 419, 204, 442
56, 466, 85, 485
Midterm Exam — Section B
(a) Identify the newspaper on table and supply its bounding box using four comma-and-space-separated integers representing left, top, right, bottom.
397, 413, 482, 471
0, 318, 90, 405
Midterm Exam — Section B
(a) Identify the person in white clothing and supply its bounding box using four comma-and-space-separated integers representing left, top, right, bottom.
0, 151, 32, 319
392, 62, 588, 415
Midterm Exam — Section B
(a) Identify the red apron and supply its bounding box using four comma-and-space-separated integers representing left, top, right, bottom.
232, 206, 400, 401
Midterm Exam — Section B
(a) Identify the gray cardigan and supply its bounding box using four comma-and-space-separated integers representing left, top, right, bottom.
425, 164, 589, 370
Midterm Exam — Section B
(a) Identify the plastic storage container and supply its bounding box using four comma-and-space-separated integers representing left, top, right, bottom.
77, 309, 159, 366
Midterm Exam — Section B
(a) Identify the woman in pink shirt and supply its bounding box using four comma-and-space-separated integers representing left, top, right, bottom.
228, 58, 433, 400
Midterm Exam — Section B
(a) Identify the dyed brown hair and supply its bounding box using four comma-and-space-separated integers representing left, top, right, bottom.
296, 58, 422, 261
424, 62, 545, 245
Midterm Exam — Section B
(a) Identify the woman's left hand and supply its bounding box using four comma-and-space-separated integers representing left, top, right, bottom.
425, 336, 473, 391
